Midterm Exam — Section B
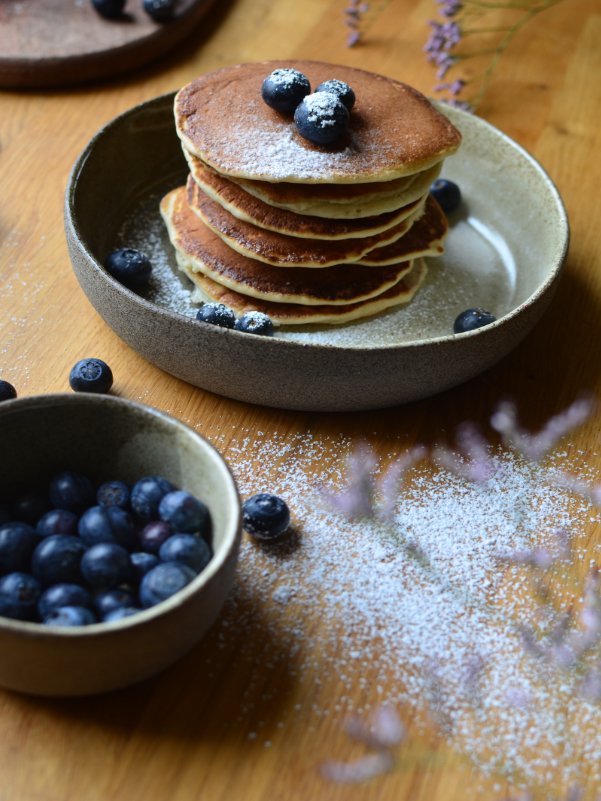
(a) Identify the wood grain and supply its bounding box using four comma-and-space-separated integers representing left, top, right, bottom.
0, 0, 601, 798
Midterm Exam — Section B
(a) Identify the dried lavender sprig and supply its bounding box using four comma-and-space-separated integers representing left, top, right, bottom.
432, 421, 497, 485
490, 396, 596, 462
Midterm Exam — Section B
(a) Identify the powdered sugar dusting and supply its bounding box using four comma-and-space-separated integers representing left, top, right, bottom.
199, 428, 601, 793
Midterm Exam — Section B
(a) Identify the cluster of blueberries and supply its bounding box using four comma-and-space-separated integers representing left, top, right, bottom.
261, 69, 355, 146
0, 472, 213, 626
91, 0, 174, 21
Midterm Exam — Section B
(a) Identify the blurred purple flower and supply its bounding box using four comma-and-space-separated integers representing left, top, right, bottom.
498, 528, 570, 569
433, 421, 497, 485
343, 0, 369, 47
379, 445, 427, 521
436, 0, 462, 17
321, 752, 394, 783
435, 78, 465, 95
550, 470, 601, 508
490, 396, 596, 462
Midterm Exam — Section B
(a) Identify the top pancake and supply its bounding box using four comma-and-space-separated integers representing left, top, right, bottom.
175, 61, 462, 184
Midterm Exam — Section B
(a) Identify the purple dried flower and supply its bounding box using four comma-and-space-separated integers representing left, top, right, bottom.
323, 443, 377, 518
581, 664, 601, 702
434, 52, 458, 79
321, 752, 394, 783
440, 97, 473, 112
436, 0, 462, 17
379, 445, 427, 520
490, 396, 596, 462
498, 529, 570, 569
346, 30, 361, 46
368, 707, 406, 747
435, 79, 465, 95
433, 421, 497, 485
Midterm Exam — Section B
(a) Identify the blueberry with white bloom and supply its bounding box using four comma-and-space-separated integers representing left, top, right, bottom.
234, 311, 274, 337
295, 92, 349, 145
315, 79, 355, 111
261, 69, 311, 113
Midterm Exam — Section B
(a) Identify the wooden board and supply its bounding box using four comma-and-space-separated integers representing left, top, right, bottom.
0, 0, 215, 87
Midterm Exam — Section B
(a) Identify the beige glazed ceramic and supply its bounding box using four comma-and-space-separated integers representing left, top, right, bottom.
64, 91, 569, 412
0, 393, 241, 696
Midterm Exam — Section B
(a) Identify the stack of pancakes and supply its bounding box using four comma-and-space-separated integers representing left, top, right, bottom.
161, 61, 461, 326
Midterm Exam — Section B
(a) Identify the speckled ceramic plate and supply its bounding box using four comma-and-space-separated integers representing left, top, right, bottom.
64, 92, 569, 411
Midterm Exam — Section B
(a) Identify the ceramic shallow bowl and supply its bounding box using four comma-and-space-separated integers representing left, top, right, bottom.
65, 93, 569, 412
0, 393, 241, 696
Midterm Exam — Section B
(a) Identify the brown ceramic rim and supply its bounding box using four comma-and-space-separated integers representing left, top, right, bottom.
0, 392, 241, 638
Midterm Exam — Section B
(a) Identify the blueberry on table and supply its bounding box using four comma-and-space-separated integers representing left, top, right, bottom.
0, 522, 39, 576
159, 534, 212, 573
158, 491, 210, 536
453, 308, 497, 334
234, 311, 275, 337
81, 542, 131, 590
32, 535, 87, 588
49, 471, 95, 515
12, 491, 52, 526
93, 588, 136, 618
261, 69, 311, 113
97, 480, 131, 509
105, 248, 152, 287
315, 79, 355, 111
294, 92, 349, 145
103, 606, 140, 622
0, 380, 16, 402
139, 562, 197, 608
242, 493, 290, 540
138, 520, 173, 554
430, 179, 462, 214
0, 572, 41, 621
142, 0, 175, 20
196, 303, 236, 329
44, 606, 96, 627
131, 476, 175, 520
38, 583, 92, 619
69, 358, 113, 394
129, 552, 160, 586
78, 506, 137, 550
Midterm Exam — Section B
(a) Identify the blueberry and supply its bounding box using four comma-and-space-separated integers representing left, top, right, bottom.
31, 536, 87, 588
139, 562, 197, 608
142, 0, 175, 20
130, 552, 160, 586
11, 491, 52, 526
103, 606, 140, 622
294, 92, 349, 145
158, 491, 210, 535
234, 311, 274, 337
0, 522, 39, 576
0, 380, 16, 402
93, 588, 136, 618
196, 303, 236, 329
104, 248, 152, 287
453, 308, 497, 334
80, 543, 131, 590
159, 534, 212, 573
78, 506, 137, 550
38, 583, 92, 619
242, 493, 290, 540
44, 606, 96, 627
430, 179, 461, 214
315, 79, 355, 111
0, 572, 41, 621
138, 520, 173, 554
130, 476, 174, 520
97, 480, 131, 509
49, 470, 95, 515
69, 358, 113, 394
261, 69, 311, 113
37, 509, 79, 538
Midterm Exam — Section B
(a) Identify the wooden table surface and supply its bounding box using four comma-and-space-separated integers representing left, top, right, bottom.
1, 0, 601, 799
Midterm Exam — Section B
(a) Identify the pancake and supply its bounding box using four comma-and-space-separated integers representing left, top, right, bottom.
180, 259, 428, 326
186, 179, 427, 268
161, 187, 415, 305
356, 194, 448, 265
175, 61, 462, 184
185, 153, 424, 239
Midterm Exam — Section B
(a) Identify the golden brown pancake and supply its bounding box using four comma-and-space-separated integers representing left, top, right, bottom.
357, 194, 448, 264
175, 61, 462, 184
186, 180, 427, 268
161, 187, 415, 305
179, 259, 427, 326
185, 155, 424, 240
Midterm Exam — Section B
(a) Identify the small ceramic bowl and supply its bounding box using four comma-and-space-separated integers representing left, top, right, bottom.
64, 93, 569, 412
0, 393, 241, 696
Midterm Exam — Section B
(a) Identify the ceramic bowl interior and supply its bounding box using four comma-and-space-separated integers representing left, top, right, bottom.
65, 92, 569, 411
0, 393, 241, 696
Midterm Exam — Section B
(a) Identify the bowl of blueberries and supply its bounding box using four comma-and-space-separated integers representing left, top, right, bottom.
0, 392, 241, 696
